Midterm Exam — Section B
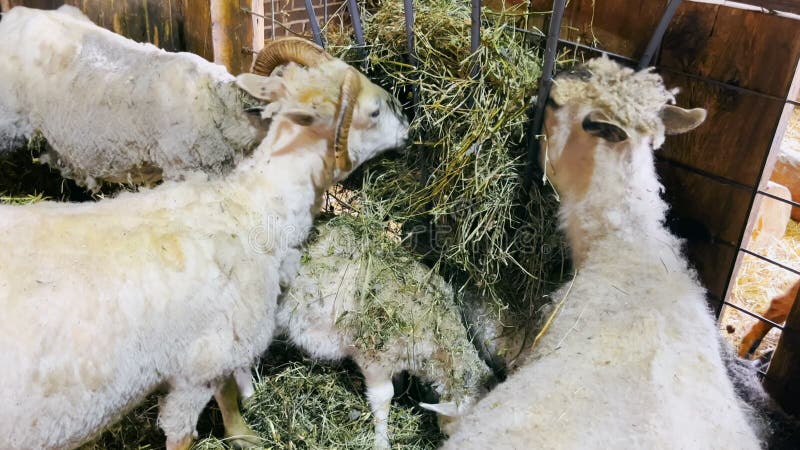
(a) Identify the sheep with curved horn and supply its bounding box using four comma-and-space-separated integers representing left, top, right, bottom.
0, 8, 397, 189
0, 34, 409, 450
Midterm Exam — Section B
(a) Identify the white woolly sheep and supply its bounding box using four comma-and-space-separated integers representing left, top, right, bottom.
0, 7, 400, 189
236, 216, 493, 448
443, 57, 763, 449
0, 39, 408, 450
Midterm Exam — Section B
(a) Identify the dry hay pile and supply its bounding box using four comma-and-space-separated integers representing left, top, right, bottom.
325, 0, 568, 327
721, 220, 800, 362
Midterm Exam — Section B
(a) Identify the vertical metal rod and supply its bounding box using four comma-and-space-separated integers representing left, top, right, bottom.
470, 0, 482, 78
304, 0, 325, 47
471, 0, 481, 54
324, 0, 329, 25
347, 0, 366, 60
348, 0, 366, 46
524, 0, 567, 186
638, 0, 683, 69
402, 0, 417, 68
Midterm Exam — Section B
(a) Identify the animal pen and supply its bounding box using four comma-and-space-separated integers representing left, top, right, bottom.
2, 0, 800, 447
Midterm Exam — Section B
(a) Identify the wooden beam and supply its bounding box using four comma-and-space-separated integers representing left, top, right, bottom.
690, 0, 800, 17
250, 0, 264, 55
764, 278, 800, 414
1, 0, 11, 13
210, 0, 252, 74
725, 0, 800, 15
210, 0, 236, 71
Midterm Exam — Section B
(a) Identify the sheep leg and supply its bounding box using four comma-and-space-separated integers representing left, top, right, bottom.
233, 366, 256, 401
738, 285, 796, 357
158, 380, 216, 450
215, 375, 261, 448
363, 367, 394, 450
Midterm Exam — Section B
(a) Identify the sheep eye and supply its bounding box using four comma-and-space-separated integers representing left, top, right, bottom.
370, 109, 381, 118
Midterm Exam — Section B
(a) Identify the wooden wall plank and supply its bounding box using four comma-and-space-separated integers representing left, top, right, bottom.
661, 2, 800, 97
723, 0, 800, 15
656, 160, 752, 303
660, 73, 784, 186
8, 0, 60, 8
530, 0, 667, 59
8, 1, 185, 52
178, 0, 213, 61
764, 285, 800, 414
658, 160, 753, 247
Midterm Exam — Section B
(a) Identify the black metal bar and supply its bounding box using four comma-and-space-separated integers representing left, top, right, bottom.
303, 0, 324, 47
510, 27, 641, 64
470, 0, 482, 78
719, 84, 792, 318
471, 0, 481, 54
347, 0, 366, 49
740, 248, 800, 277
659, 65, 798, 106
514, 26, 800, 107
639, 0, 683, 69
402, 0, 417, 68
524, 0, 567, 187
558, 38, 639, 65
723, 300, 786, 330
656, 155, 754, 192
758, 189, 800, 210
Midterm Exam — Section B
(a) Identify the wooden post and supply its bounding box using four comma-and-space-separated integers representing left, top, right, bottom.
250, 0, 265, 55
210, 0, 253, 74
1, 0, 11, 12
210, 0, 236, 70
764, 284, 800, 414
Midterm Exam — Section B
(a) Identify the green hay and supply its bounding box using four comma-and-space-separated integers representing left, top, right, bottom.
324, 0, 569, 324
227, 359, 442, 449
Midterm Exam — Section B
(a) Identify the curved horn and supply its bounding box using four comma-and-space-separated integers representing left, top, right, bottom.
252, 37, 333, 76
334, 68, 361, 173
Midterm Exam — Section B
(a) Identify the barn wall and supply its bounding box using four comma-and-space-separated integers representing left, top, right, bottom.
4, 0, 275, 74
766, 285, 800, 415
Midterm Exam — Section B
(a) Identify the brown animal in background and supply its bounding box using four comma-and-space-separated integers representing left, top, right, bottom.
738, 279, 799, 357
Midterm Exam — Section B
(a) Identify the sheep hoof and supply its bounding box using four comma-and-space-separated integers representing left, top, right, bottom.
226, 423, 261, 449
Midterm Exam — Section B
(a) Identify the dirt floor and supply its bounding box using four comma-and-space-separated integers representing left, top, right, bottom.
720, 108, 800, 366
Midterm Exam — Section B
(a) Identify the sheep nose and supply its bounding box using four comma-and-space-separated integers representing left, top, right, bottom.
398, 127, 410, 146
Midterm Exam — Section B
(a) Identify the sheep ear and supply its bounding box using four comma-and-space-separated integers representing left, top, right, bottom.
284, 109, 316, 126
236, 73, 286, 102
582, 111, 628, 143
661, 105, 707, 135
419, 402, 461, 417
